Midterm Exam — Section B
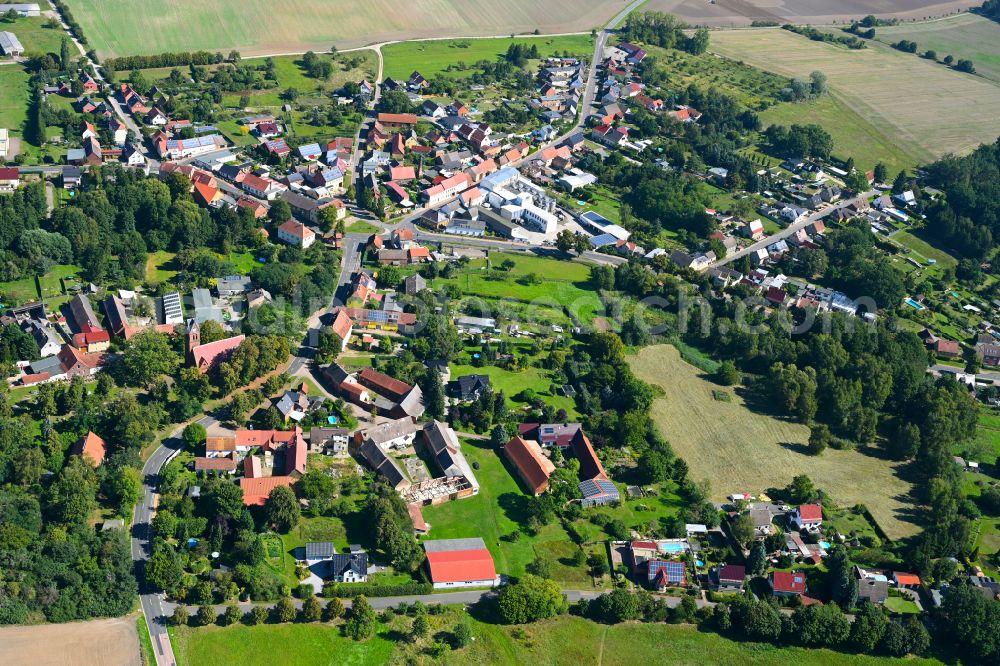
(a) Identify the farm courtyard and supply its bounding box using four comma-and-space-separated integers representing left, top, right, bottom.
63, 0, 617, 58
629, 344, 920, 540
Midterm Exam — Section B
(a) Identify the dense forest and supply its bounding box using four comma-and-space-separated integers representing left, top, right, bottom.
619, 11, 710, 55
923, 137, 1000, 259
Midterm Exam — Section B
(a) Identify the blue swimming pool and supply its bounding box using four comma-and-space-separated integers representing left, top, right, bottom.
660, 542, 685, 553
819, 540, 831, 549
905, 298, 925, 310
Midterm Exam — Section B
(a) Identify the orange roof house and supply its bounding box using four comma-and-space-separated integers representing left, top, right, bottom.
190, 334, 245, 373
331, 309, 353, 348
239, 476, 295, 506
193, 181, 223, 207
503, 436, 555, 495
72, 431, 107, 466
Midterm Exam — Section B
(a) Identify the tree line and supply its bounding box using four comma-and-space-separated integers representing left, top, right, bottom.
105, 50, 230, 72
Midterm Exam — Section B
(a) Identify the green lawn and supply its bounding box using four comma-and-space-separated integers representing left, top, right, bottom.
759, 94, 917, 174
567, 486, 685, 543
1, 16, 67, 56
449, 362, 577, 417
0, 65, 30, 131
171, 608, 946, 666
345, 220, 379, 234
0, 263, 82, 307
883, 596, 921, 615
890, 230, 958, 270
169, 623, 394, 666
420, 439, 585, 583
430, 252, 603, 324
145, 250, 179, 284
382, 35, 594, 81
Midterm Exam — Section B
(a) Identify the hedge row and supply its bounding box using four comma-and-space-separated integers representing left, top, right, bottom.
322, 582, 433, 598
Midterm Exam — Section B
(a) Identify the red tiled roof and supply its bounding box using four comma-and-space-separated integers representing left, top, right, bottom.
796, 504, 823, 521
426, 549, 497, 583
570, 430, 607, 481
278, 219, 314, 241
74, 330, 111, 347
771, 571, 806, 594
408, 246, 430, 260
58, 344, 104, 371
390, 165, 416, 181
240, 476, 295, 506
234, 429, 297, 449
359, 367, 412, 401
191, 334, 245, 372
193, 181, 221, 206
719, 564, 746, 582
503, 436, 554, 494
244, 455, 262, 478
72, 431, 107, 466
194, 455, 237, 471
894, 573, 921, 586
331, 309, 353, 340
935, 339, 960, 355
377, 112, 417, 125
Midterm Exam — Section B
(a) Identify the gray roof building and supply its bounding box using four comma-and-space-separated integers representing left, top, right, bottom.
404, 273, 427, 295
360, 439, 410, 490
423, 537, 488, 553
216, 275, 252, 296
0, 31, 24, 56
422, 420, 479, 494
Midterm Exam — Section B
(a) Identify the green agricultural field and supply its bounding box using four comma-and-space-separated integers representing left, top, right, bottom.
875, 13, 1000, 85
629, 344, 920, 539
711, 27, 1000, 166
420, 439, 589, 584
382, 34, 594, 80
759, 94, 916, 174
171, 612, 945, 666
63, 0, 614, 58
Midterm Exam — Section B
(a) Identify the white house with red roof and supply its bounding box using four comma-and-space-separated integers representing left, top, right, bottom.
790, 503, 823, 531
277, 219, 316, 248
423, 538, 499, 589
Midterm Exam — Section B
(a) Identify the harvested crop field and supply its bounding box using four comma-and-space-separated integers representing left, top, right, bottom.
710, 27, 1000, 163
646, 0, 980, 27
875, 13, 1000, 84
63, 0, 616, 58
629, 344, 920, 539
0, 617, 141, 666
